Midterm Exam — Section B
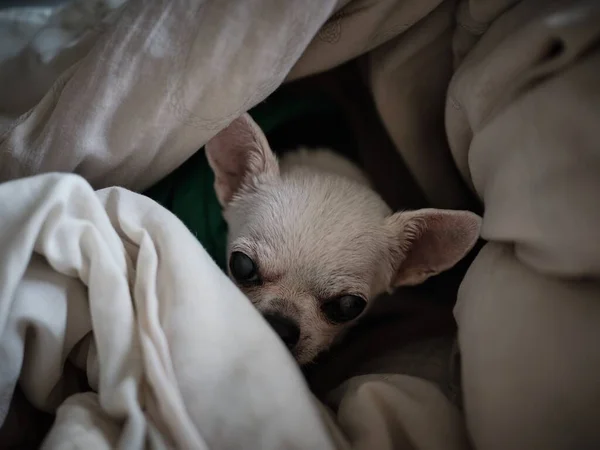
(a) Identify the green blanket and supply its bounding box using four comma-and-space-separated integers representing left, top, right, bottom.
143, 91, 341, 270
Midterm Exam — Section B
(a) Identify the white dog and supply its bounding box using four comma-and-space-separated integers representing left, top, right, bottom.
206, 113, 481, 364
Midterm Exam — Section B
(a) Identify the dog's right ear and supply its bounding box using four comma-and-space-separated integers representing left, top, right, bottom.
205, 113, 279, 207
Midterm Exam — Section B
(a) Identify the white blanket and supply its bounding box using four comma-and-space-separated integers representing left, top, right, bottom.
0, 173, 334, 449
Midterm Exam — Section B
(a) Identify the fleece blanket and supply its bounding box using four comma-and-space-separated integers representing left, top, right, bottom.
1, 0, 600, 449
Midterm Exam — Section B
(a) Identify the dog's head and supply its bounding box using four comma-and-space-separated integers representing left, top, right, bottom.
206, 114, 481, 364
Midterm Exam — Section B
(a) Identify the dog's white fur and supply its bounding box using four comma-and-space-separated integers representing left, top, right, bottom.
206, 114, 481, 364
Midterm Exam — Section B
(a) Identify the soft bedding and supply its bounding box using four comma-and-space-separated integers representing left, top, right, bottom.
0, 173, 335, 449
1, 0, 599, 449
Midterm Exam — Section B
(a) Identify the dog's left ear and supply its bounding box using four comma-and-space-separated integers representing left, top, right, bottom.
385, 209, 482, 287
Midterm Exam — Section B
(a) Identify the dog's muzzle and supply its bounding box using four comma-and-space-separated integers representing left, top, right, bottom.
263, 313, 300, 349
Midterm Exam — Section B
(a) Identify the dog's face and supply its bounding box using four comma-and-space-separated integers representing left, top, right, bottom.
206, 114, 481, 364
222, 167, 398, 364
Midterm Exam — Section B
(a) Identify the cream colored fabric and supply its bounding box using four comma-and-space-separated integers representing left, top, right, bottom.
1, 0, 600, 449
0, 173, 335, 449
322, 374, 470, 450
366, 0, 474, 209
456, 244, 600, 450
447, 0, 600, 277
446, 1, 600, 449
0, 1, 126, 123
0, 0, 338, 191
289, 0, 474, 209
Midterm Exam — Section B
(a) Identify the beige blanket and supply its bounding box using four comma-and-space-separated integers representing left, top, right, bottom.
1, 0, 599, 449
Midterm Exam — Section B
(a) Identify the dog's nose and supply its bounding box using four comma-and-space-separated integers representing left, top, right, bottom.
264, 313, 300, 349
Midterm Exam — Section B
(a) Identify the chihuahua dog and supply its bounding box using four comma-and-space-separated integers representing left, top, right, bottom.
206, 113, 481, 364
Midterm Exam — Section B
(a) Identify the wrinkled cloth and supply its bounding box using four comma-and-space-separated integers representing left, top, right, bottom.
446, 1, 600, 449
0, 0, 338, 190
0, 173, 333, 449
1, 0, 600, 449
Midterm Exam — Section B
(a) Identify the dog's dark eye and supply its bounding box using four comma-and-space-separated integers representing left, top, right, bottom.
229, 251, 260, 284
321, 295, 366, 324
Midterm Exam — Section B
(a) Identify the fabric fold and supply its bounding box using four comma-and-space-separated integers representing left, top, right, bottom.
0, 0, 339, 191
0, 173, 335, 449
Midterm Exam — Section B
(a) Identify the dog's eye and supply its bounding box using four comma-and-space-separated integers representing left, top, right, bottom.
321, 295, 366, 324
229, 251, 260, 284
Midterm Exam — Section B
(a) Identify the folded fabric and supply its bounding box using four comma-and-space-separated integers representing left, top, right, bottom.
0, 0, 340, 191
0, 172, 335, 449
